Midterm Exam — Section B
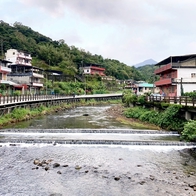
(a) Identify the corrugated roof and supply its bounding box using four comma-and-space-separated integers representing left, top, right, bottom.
155, 54, 196, 66
138, 83, 154, 87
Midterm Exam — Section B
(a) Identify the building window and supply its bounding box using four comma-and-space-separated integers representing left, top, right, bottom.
191, 73, 196, 78
0, 73, 2, 80
87, 69, 89, 72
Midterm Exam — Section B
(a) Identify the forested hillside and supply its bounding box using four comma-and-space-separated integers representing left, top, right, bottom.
0, 20, 146, 81
137, 64, 159, 83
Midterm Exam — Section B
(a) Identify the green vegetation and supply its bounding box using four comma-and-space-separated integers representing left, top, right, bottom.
181, 120, 196, 142
183, 92, 196, 99
122, 90, 147, 106
136, 64, 159, 83
0, 98, 121, 127
124, 105, 187, 132
121, 92, 196, 142
0, 21, 145, 81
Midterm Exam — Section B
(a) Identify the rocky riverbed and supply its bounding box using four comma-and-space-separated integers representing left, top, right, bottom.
1, 144, 196, 196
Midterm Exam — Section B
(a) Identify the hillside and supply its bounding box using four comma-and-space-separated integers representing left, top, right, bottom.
136, 64, 159, 83
0, 20, 144, 81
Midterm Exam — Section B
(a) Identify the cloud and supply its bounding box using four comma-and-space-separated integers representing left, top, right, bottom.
3, 0, 196, 64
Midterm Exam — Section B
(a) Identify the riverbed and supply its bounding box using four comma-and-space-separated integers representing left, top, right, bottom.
0, 105, 196, 196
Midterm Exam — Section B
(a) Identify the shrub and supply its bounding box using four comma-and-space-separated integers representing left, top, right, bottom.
157, 105, 186, 131
181, 120, 196, 141
137, 95, 147, 105
122, 92, 137, 107
139, 110, 158, 123
13, 90, 21, 96
11, 108, 30, 120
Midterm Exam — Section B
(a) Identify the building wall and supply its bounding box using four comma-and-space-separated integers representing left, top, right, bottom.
5, 49, 32, 66
7, 75, 30, 85
5, 49, 17, 64
177, 68, 196, 79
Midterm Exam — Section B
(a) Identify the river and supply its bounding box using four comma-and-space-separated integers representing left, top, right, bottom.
0, 105, 196, 196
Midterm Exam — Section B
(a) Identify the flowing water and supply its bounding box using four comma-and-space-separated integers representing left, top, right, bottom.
1, 105, 196, 196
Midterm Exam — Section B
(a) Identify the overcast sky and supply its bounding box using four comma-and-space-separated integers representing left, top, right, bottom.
1, 0, 196, 66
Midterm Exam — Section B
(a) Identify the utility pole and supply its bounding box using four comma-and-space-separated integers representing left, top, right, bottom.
1, 38, 3, 58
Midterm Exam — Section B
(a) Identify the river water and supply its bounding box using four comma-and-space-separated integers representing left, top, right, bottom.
1, 105, 196, 196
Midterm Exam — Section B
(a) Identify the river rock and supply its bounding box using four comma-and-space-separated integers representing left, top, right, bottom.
189, 183, 196, 188
139, 181, 146, 185
149, 175, 155, 180
114, 177, 120, 181
75, 165, 82, 170
57, 171, 62, 174
83, 114, 89, 116
45, 166, 49, 171
33, 159, 40, 165
53, 163, 60, 168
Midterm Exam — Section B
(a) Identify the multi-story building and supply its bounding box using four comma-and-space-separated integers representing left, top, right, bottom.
81, 63, 105, 76
154, 54, 196, 96
0, 59, 15, 95
5, 49, 44, 94
0, 59, 12, 83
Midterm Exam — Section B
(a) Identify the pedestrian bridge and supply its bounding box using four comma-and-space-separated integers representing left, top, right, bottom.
0, 93, 122, 115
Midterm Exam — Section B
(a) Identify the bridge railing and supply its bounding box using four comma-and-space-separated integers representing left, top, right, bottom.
148, 96, 196, 107
0, 94, 71, 105
0, 93, 123, 106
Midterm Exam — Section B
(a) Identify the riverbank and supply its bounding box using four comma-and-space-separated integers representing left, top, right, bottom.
0, 99, 121, 128
0, 100, 161, 130
105, 104, 161, 130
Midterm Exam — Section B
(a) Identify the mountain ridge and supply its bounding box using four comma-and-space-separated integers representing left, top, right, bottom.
134, 59, 157, 68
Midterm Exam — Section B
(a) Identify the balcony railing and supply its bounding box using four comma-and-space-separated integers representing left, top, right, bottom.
154, 63, 172, 74
15, 61, 32, 66
32, 73, 44, 79
31, 82, 43, 87
147, 96, 196, 107
172, 78, 196, 83
154, 78, 172, 86
0, 66, 11, 73
17, 54, 32, 60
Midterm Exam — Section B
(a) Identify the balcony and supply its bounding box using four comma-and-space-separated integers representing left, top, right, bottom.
172, 78, 196, 84
32, 73, 44, 79
154, 63, 172, 74
15, 61, 32, 66
0, 66, 11, 73
154, 78, 172, 86
31, 83, 43, 87
17, 53, 32, 60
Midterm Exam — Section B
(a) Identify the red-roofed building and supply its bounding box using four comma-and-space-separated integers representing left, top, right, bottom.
81, 63, 105, 76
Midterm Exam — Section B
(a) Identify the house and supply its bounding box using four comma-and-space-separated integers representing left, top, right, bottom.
81, 63, 105, 76
138, 82, 159, 95
0, 59, 12, 83
124, 80, 158, 95
5, 49, 44, 94
154, 54, 196, 96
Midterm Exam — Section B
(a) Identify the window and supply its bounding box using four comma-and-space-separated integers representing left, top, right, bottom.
191, 73, 196, 78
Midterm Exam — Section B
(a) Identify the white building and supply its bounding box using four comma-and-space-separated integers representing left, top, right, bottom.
154, 54, 196, 96
5, 49, 44, 94
5, 49, 32, 66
